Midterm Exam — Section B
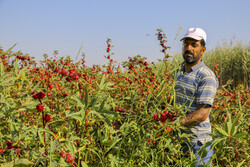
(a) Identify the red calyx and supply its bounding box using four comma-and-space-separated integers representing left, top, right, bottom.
37, 91, 46, 99
160, 113, 166, 122
45, 114, 51, 122
153, 113, 158, 120
7, 141, 13, 149
36, 104, 44, 112
60, 151, 66, 158
67, 154, 74, 162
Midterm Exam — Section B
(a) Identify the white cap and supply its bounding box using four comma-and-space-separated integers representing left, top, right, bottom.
181, 27, 207, 44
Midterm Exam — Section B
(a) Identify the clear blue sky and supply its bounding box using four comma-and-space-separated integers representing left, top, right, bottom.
0, 0, 249, 66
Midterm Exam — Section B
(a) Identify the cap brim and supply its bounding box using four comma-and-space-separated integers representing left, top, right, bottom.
180, 34, 203, 41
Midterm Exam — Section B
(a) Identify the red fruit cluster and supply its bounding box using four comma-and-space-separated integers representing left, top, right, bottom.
60, 151, 74, 163
153, 111, 178, 123
65, 69, 80, 82
32, 91, 46, 100
45, 114, 51, 122
160, 112, 166, 122
147, 139, 156, 144
16, 55, 31, 61
36, 104, 44, 112
63, 93, 69, 97
60, 151, 66, 158
7, 141, 13, 149
67, 154, 74, 162
153, 113, 158, 120
61, 68, 67, 75
156, 29, 170, 54
214, 64, 220, 78
166, 126, 171, 133
107, 44, 111, 53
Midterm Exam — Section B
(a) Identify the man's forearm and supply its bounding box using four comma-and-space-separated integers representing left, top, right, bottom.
180, 105, 211, 127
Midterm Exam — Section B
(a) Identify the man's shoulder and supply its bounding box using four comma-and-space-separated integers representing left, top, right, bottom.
196, 64, 216, 79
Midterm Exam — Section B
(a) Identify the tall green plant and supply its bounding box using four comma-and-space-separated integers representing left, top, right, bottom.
203, 41, 250, 88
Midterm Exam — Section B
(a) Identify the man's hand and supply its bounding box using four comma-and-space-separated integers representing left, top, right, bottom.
180, 104, 211, 127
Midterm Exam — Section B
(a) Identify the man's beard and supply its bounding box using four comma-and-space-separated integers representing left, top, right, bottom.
183, 50, 201, 64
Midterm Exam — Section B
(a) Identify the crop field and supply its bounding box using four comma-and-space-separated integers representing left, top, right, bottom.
0, 31, 249, 166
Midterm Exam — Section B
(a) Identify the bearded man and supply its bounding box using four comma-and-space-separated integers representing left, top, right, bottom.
174, 27, 218, 166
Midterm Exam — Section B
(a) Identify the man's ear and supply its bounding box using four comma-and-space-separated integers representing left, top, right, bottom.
201, 46, 206, 54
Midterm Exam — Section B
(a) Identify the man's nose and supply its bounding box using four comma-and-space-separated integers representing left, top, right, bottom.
186, 44, 192, 51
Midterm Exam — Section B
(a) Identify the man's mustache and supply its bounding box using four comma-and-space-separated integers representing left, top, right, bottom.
184, 51, 194, 56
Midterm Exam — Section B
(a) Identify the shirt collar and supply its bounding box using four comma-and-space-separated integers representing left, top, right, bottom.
180, 60, 205, 73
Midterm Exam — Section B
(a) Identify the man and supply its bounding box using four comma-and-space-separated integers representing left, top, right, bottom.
174, 27, 218, 166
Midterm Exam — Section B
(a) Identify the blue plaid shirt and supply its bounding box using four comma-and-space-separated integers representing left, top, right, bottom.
174, 61, 218, 144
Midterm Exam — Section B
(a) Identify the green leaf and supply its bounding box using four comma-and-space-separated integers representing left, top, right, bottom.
210, 137, 226, 148
21, 101, 38, 109
88, 94, 98, 108
14, 158, 35, 166
72, 95, 85, 108
84, 88, 88, 107
0, 75, 16, 86
233, 132, 247, 139
105, 82, 115, 90
214, 126, 229, 137
2, 43, 17, 55
222, 147, 234, 149
81, 161, 89, 167
98, 74, 115, 90
103, 115, 112, 126
98, 100, 105, 113
67, 111, 83, 121
99, 74, 106, 90
230, 117, 239, 136
198, 147, 207, 159
50, 138, 58, 154
88, 148, 103, 163
38, 130, 45, 146
237, 160, 246, 167
104, 138, 122, 156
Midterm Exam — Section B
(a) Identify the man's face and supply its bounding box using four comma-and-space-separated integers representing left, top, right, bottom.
182, 38, 206, 65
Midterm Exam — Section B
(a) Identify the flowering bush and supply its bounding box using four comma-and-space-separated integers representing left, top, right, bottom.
0, 32, 249, 166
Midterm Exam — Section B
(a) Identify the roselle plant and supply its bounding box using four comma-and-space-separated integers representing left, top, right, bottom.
0, 32, 249, 166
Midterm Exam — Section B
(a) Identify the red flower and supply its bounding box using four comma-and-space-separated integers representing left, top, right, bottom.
37, 91, 46, 99
171, 117, 176, 122
49, 84, 54, 89
15, 148, 20, 154
74, 75, 79, 80
166, 111, 172, 118
7, 141, 13, 149
45, 114, 51, 122
61, 68, 67, 75
60, 151, 66, 158
32, 91, 39, 99
36, 104, 44, 112
0, 148, 6, 155
63, 93, 69, 97
166, 126, 171, 133
153, 113, 158, 120
160, 113, 166, 122
69, 72, 74, 77
67, 154, 74, 162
